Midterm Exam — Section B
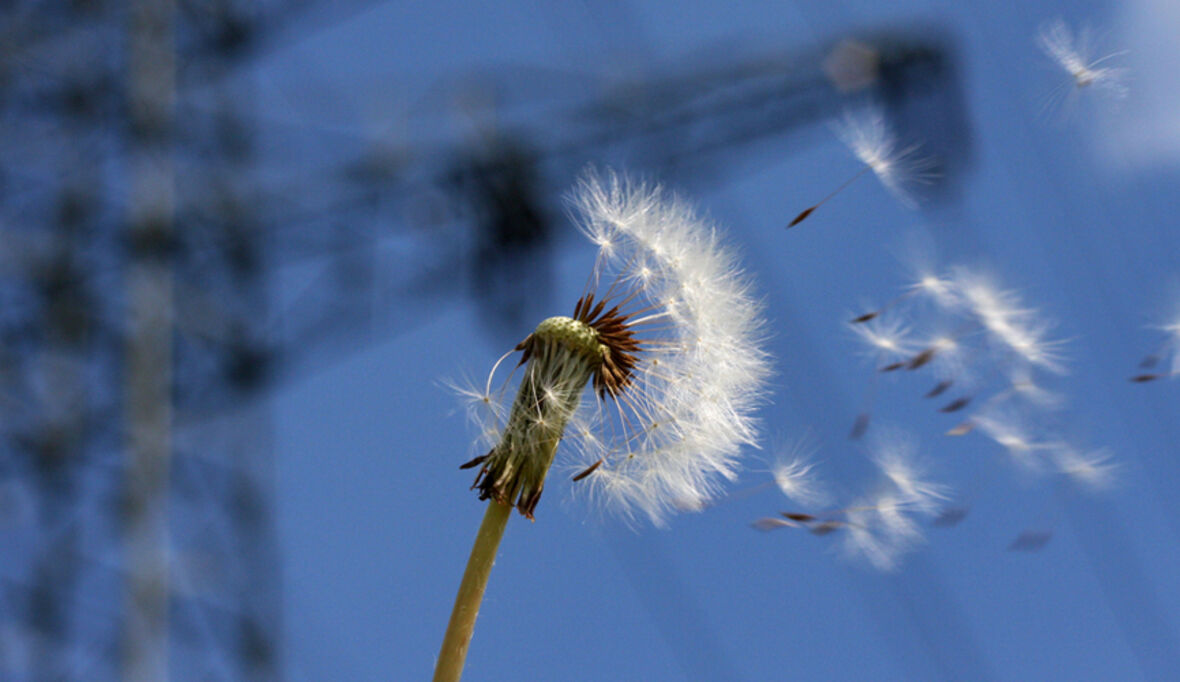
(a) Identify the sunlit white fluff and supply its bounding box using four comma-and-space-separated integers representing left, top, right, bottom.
950, 268, 1066, 373
1037, 18, 1128, 99
770, 436, 831, 508
834, 107, 932, 208
826, 431, 949, 571
1003, 364, 1066, 409
841, 491, 925, 572
1154, 316, 1180, 377
568, 171, 771, 524
908, 272, 960, 310
850, 315, 915, 362
868, 430, 950, 514
460, 170, 770, 525
1052, 446, 1119, 491
970, 408, 1059, 473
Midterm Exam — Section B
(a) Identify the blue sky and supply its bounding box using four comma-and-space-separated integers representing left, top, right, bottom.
261, 1, 1180, 679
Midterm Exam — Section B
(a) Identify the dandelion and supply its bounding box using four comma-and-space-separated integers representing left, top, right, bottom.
1037, 18, 1128, 100
436, 170, 770, 680
788, 106, 933, 227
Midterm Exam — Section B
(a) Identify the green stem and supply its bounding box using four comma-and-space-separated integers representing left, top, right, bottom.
433, 500, 512, 682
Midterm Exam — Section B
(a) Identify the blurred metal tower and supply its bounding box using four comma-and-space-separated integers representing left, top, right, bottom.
1, 1, 281, 679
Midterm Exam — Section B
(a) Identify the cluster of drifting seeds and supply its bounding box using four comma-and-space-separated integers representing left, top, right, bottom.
845, 266, 1068, 440
754, 429, 951, 571
754, 266, 1119, 568
757, 17, 1135, 569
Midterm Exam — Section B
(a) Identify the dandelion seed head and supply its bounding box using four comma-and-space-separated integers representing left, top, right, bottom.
458, 169, 770, 524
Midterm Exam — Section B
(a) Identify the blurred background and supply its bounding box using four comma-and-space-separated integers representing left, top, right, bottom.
1, 0, 1178, 680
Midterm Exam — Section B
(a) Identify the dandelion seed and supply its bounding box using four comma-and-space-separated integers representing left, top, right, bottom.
770, 437, 831, 508
932, 506, 969, 527
938, 396, 972, 413
787, 106, 933, 227
869, 430, 950, 514
953, 268, 1066, 373
971, 410, 1056, 472
849, 413, 871, 440
1154, 317, 1179, 373
1037, 18, 1128, 99
1009, 529, 1053, 552
1053, 446, 1118, 491
457, 169, 771, 525
850, 315, 915, 363
907, 348, 936, 370
835, 108, 933, 207
908, 271, 960, 310
925, 379, 953, 398
1134, 314, 1180, 381
787, 206, 816, 228
811, 521, 844, 536
1003, 365, 1065, 409
751, 517, 798, 532
841, 491, 925, 571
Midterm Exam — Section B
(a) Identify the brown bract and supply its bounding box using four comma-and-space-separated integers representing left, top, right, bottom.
573, 293, 643, 400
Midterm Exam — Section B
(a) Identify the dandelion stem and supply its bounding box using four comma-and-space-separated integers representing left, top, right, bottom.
434, 500, 512, 682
